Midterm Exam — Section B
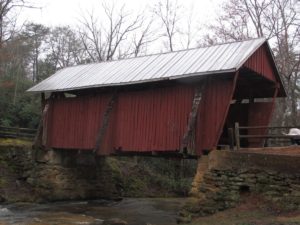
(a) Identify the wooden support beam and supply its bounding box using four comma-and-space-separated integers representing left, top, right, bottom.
33, 118, 43, 149
180, 84, 205, 155
228, 128, 234, 150
94, 92, 117, 154
34, 93, 46, 149
41, 103, 50, 147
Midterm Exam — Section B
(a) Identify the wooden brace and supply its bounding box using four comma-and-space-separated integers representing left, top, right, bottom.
180, 83, 205, 155
94, 92, 118, 154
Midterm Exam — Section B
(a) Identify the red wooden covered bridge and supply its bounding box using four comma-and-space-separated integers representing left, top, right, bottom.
28, 38, 285, 157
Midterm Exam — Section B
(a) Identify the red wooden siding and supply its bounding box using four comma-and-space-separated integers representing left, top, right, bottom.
45, 78, 236, 156
247, 102, 275, 147
195, 77, 236, 154
244, 44, 277, 82
46, 94, 113, 151
113, 86, 194, 152
46, 85, 195, 154
224, 102, 275, 147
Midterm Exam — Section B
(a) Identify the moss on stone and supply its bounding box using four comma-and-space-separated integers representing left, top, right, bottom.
0, 138, 32, 147
0, 177, 7, 188
124, 177, 148, 197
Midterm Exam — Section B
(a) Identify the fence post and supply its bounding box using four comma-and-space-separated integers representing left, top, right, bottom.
16, 127, 20, 138
228, 128, 234, 150
235, 122, 240, 150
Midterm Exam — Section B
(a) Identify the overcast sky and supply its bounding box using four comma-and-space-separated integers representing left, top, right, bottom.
20, 0, 221, 27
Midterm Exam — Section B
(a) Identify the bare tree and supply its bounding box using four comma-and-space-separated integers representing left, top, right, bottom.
0, 0, 36, 47
0, 0, 20, 46
183, 5, 194, 49
206, 0, 275, 42
0, 0, 38, 78
205, 0, 300, 125
179, 3, 201, 49
78, 2, 143, 62
271, 0, 300, 125
153, 0, 181, 52
23, 23, 49, 82
47, 26, 87, 69
132, 17, 153, 57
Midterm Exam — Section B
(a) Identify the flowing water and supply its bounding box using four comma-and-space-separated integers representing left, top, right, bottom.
0, 198, 187, 225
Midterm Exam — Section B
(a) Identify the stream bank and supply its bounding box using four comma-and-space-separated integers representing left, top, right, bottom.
179, 149, 300, 223
0, 198, 189, 225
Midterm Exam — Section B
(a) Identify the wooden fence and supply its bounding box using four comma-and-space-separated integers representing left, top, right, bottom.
233, 123, 300, 150
0, 126, 37, 140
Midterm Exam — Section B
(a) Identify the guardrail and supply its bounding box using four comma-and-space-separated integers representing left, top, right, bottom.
233, 123, 299, 150
0, 126, 37, 140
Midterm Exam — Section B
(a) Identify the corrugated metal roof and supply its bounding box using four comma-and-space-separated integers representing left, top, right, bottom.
28, 38, 267, 92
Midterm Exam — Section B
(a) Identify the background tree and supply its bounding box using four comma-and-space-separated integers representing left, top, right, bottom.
0, 0, 36, 73
46, 26, 87, 70
0, 32, 40, 127
130, 14, 157, 57
153, 0, 181, 52
23, 23, 49, 82
78, 2, 143, 62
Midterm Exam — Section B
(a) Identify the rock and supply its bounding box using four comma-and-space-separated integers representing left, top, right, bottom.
102, 218, 128, 225
0, 207, 12, 216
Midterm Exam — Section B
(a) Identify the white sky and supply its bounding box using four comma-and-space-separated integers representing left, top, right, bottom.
20, 0, 221, 27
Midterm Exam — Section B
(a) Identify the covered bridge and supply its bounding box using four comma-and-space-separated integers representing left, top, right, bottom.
28, 38, 285, 157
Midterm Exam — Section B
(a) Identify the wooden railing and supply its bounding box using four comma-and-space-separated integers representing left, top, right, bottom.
0, 126, 37, 140
233, 123, 299, 150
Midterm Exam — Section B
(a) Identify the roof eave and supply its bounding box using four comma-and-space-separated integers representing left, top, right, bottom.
27, 69, 237, 93
235, 38, 287, 98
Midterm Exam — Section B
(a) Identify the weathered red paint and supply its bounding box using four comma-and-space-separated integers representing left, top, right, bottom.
46, 94, 111, 150
247, 102, 275, 147
247, 87, 278, 147
113, 85, 195, 152
45, 85, 195, 153
45, 78, 237, 155
244, 44, 277, 82
195, 77, 236, 154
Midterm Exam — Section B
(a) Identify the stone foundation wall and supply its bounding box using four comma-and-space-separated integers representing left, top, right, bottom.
180, 150, 300, 222
28, 149, 122, 201
189, 155, 209, 197
0, 145, 37, 202
0, 146, 121, 202
1, 145, 195, 203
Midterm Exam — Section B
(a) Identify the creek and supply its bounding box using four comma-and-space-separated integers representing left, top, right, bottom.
0, 198, 187, 225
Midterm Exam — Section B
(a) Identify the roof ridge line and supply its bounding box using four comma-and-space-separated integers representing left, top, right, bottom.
56, 37, 267, 70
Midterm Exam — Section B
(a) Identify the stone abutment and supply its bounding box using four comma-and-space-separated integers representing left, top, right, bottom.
179, 148, 300, 223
